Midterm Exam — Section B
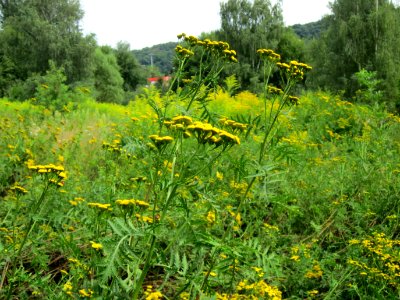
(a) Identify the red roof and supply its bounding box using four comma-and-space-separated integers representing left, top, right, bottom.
147, 76, 171, 83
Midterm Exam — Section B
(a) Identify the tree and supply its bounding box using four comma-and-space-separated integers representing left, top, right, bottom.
133, 42, 177, 75
217, 0, 304, 91
114, 42, 146, 91
92, 46, 124, 103
374, 2, 400, 106
219, 0, 283, 70
309, 0, 400, 108
0, 0, 23, 24
0, 0, 95, 91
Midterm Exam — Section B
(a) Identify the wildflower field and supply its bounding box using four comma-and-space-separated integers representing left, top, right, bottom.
1, 35, 400, 299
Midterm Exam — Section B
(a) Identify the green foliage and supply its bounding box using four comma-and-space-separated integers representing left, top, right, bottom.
291, 19, 330, 39
32, 63, 70, 109
133, 42, 177, 75
308, 0, 400, 109
1, 80, 400, 298
217, 0, 283, 90
114, 42, 146, 91
0, 54, 16, 95
353, 69, 383, 104
0, 0, 95, 87
219, 0, 283, 69
4, 61, 87, 112
92, 47, 124, 104
2, 1, 400, 296
216, 0, 308, 93
224, 75, 241, 96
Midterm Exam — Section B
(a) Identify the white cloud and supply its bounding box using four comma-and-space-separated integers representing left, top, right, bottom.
280, 0, 331, 25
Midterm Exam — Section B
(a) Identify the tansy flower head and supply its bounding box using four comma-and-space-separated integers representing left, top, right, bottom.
88, 202, 113, 211
79, 288, 94, 298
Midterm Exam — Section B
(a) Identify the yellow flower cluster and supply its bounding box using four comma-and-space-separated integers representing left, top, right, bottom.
288, 95, 300, 105
206, 210, 216, 224
10, 184, 28, 194
79, 288, 94, 298
177, 33, 238, 63
289, 243, 313, 262
28, 163, 67, 186
268, 85, 284, 95
229, 180, 248, 195
102, 140, 131, 157
149, 135, 174, 148
175, 45, 194, 58
219, 117, 247, 132
215, 279, 281, 299
144, 285, 163, 300
62, 265, 94, 297
87, 202, 113, 211
163, 115, 193, 133
188, 121, 240, 146
69, 197, 85, 206
257, 48, 281, 62
227, 207, 242, 231
263, 222, 279, 232
164, 115, 240, 147
348, 232, 400, 286
251, 266, 265, 278
115, 199, 150, 208
90, 241, 103, 250
307, 290, 319, 297
63, 281, 73, 296
277, 60, 312, 81
130, 176, 148, 183
304, 263, 323, 279
135, 213, 153, 223
28, 163, 65, 174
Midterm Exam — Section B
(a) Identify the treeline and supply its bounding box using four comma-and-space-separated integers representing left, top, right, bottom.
0, 0, 152, 105
1, 0, 400, 110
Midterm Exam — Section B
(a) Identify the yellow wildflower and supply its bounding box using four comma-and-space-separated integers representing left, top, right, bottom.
307, 290, 319, 296
290, 255, 300, 262
90, 241, 103, 250
79, 289, 94, 298
206, 211, 216, 224
63, 281, 73, 293
87, 202, 112, 211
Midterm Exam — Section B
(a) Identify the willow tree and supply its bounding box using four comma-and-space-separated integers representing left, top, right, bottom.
219, 0, 283, 69
309, 0, 400, 108
217, 0, 290, 90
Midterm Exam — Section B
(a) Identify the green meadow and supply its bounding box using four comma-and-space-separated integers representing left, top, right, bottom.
1, 35, 400, 299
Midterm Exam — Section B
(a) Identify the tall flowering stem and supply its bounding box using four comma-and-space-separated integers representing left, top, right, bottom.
133, 36, 240, 295
7, 164, 66, 297
133, 114, 242, 298
174, 33, 238, 114
237, 51, 312, 233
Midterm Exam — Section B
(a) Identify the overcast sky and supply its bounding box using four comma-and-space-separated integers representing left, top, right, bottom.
79, 0, 332, 50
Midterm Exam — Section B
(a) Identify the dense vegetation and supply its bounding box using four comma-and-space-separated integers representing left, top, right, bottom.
1, 0, 400, 109
290, 20, 328, 40
1, 0, 400, 299
133, 42, 177, 76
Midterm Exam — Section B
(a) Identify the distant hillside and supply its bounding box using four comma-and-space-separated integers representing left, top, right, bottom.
133, 42, 177, 75
290, 18, 330, 39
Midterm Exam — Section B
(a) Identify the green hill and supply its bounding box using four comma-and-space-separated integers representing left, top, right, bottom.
133, 42, 177, 75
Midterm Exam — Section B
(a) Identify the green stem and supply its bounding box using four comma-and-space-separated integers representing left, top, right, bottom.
7, 181, 50, 298
131, 234, 156, 300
